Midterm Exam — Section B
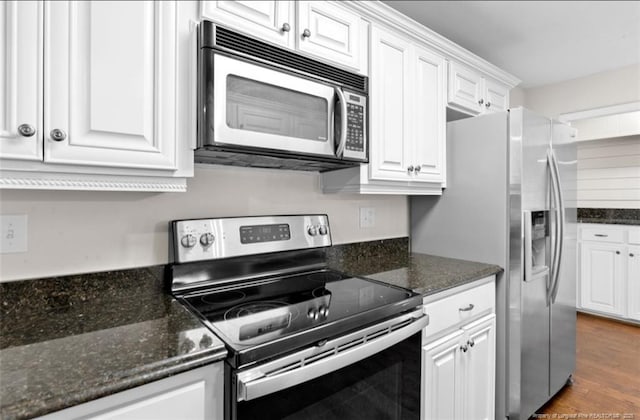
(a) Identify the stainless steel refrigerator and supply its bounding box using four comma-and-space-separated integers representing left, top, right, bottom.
410, 107, 577, 420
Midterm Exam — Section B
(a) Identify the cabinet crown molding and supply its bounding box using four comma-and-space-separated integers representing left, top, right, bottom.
344, 0, 521, 88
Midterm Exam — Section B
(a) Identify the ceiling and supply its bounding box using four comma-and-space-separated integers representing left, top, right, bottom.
382, 1, 640, 88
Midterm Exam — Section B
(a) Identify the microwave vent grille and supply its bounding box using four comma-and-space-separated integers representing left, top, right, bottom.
214, 26, 366, 92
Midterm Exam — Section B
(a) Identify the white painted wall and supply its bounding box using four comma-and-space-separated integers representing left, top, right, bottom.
0, 165, 408, 281
523, 63, 640, 118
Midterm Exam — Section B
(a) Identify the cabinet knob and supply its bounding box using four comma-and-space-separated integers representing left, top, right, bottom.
630, 253, 635, 257
485, 101, 491, 108
302, 29, 311, 38
478, 98, 484, 105
616, 250, 621, 255
281, 23, 291, 32
460, 344, 468, 353
468, 339, 475, 347
407, 165, 414, 173
414, 165, 421, 173
50, 129, 67, 142
18, 123, 36, 137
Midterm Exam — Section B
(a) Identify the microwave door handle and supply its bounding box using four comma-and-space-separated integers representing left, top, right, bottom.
334, 87, 348, 158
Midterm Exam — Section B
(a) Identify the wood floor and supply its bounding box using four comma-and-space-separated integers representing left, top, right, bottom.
536, 312, 640, 418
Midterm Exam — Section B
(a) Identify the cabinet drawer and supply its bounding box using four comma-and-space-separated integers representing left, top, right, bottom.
580, 227, 623, 243
628, 228, 640, 245
422, 280, 495, 341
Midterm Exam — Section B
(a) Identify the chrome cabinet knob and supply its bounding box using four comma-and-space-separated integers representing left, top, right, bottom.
281, 23, 290, 32
485, 101, 491, 108
478, 98, 484, 105
460, 344, 468, 353
18, 124, 36, 137
414, 165, 421, 173
50, 128, 67, 142
407, 165, 414, 173
302, 29, 311, 38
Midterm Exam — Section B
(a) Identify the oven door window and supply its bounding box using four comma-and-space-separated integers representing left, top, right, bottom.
232, 332, 420, 420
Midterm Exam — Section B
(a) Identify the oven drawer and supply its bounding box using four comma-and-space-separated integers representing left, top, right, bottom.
422, 279, 495, 341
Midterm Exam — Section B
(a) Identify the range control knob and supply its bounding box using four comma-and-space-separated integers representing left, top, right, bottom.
318, 305, 329, 318
318, 225, 328, 236
307, 226, 318, 236
180, 234, 197, 248
307, 308, 318, 320
200, 233, 215, 247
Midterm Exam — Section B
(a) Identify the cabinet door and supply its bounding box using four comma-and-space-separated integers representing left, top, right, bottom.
369, 26, 413, 182
412, 45, 446, 184
422, 330, 464, 420
0, 0, 43, 161
627, 246, 640, 321
447, 61, 483, 115
580, 242, 625, 316
461, 314, 495, 420
296, 1, 361, 71
201, 1, 294, 48
45, 1, 178, 170
483, 78, 509, 113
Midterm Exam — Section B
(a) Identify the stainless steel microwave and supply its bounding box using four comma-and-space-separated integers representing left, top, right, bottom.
196, 22, 368, 172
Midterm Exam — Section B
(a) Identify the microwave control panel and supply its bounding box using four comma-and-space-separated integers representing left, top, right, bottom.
343, 92, 367, 160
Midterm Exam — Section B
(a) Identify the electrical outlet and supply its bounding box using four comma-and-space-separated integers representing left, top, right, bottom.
1, 215, 28, 254
359, 207, 375, 228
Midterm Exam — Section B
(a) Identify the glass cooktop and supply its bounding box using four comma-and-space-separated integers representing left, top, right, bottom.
179, 269, 420, 366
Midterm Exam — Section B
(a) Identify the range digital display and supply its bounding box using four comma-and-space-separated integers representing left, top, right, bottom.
240, 224, 291, 244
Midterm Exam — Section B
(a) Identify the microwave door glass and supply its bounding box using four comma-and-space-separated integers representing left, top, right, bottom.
226, 75, 329, 143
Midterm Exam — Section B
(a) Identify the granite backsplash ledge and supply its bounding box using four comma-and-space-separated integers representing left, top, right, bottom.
578, 208, 640, 225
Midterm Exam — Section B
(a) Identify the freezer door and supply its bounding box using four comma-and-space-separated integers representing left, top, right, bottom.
549, 121, 577, 396
509, 108, 552, 419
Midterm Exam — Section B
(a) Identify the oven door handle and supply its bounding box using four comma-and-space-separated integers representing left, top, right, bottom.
236, 310, 428, 402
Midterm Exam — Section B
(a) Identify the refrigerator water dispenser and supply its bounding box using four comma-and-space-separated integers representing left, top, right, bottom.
524, 210, 550, 282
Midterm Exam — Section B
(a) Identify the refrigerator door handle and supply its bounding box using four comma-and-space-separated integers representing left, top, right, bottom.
547, 149, 564, 304
550, 151, 565, 303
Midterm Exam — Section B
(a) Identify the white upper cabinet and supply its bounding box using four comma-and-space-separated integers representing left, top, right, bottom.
201, 1, 295, 48
369, 26, 412, 182
45, 1, 178, 170
0, 1, 43, 161
448, 61, 509, 115
201, 1, 365, 73
322, 24, 445, 195
296, 1, 360, 71
1, 1, 193, 191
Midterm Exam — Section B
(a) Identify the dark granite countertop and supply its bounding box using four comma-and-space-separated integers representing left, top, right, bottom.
0, 267, 226, 420
577, 208, 639, 225
1, 237, 501, 420
327, 238, 503, 296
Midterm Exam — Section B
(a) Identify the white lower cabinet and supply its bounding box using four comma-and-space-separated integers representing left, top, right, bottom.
421, 277, 496, 420
578, 223, 640, 322
37, 364, 223, 420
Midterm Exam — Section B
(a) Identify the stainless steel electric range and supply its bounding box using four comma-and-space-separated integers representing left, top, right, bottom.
167, 215, 428, 420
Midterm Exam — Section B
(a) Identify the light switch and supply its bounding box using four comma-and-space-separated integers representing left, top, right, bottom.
1, 215, 28, 254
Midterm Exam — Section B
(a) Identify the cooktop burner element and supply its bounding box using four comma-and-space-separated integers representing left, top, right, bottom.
167, 215, 424, 368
